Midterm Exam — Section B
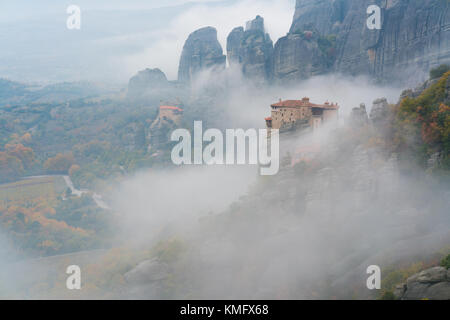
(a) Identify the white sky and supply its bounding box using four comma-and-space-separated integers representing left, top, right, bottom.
122, 0, 294, 80
0, 0, 295, 83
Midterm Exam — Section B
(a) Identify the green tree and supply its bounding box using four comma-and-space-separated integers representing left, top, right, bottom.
440, 254, 450, 269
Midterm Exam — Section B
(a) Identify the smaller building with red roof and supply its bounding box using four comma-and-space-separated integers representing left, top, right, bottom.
158, 105, 183, 124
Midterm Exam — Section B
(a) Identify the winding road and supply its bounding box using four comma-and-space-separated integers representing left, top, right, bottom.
20, 174, 110, 210
62, 175, 110, 209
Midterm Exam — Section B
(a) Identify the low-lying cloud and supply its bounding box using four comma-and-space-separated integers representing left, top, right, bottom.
105, 72, 448, 299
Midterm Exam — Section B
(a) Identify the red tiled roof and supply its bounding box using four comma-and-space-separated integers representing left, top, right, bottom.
271, 100, 307, 108
160, 106, 183, 112
265, 117, 272, 121
271, 99, 339, 109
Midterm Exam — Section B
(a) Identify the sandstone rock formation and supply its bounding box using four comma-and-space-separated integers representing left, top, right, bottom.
246, 15, 265, 33
290, 0, 349, 36
273, 32, 331, 82
394, 266, 450, 300
350, 103, 369, 127
127, 68, 169, 101
178, 27, 226, 83
369, 98, 389, 124
226, 16, 274, 82
275, 0, 450, 83
226, 27, 245, 67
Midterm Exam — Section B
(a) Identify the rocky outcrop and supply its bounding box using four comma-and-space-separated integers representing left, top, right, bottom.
369, 98, 389, 125
394, 266, 450, 300
276, 0, 450, 84
246, 15, 265, 33
290, 0, 349, 36
350, 103, 369, 127
399, 78, 440, 102
273, 32, 331, 82
240, 31, 273, 82
178, 27, 226, 83
226, 16, 274, 82
227, 27, 245, 67
127, 68, 169, 101
371, 0, 450, 83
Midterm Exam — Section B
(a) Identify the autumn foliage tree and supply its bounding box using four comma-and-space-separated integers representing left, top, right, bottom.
0, 143, 34, 182
0, 152, 24, 182
4, 143, 34, 169
44, 153, 75, 174
68, 164, 81, 177
20, 133, 32, 144
395, 70, 450, 169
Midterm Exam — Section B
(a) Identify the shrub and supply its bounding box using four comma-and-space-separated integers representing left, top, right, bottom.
440, 254, 450, 269
396, 71, 450, 169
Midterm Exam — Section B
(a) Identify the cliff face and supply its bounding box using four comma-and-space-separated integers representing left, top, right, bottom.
273, 32, 332, 82
275, 0, 450, 83
290, 0, 349, 35
226, 16, 274, 83
372, 0, 450, 82
226, 27, 245, 67
178, 27, 226, 83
